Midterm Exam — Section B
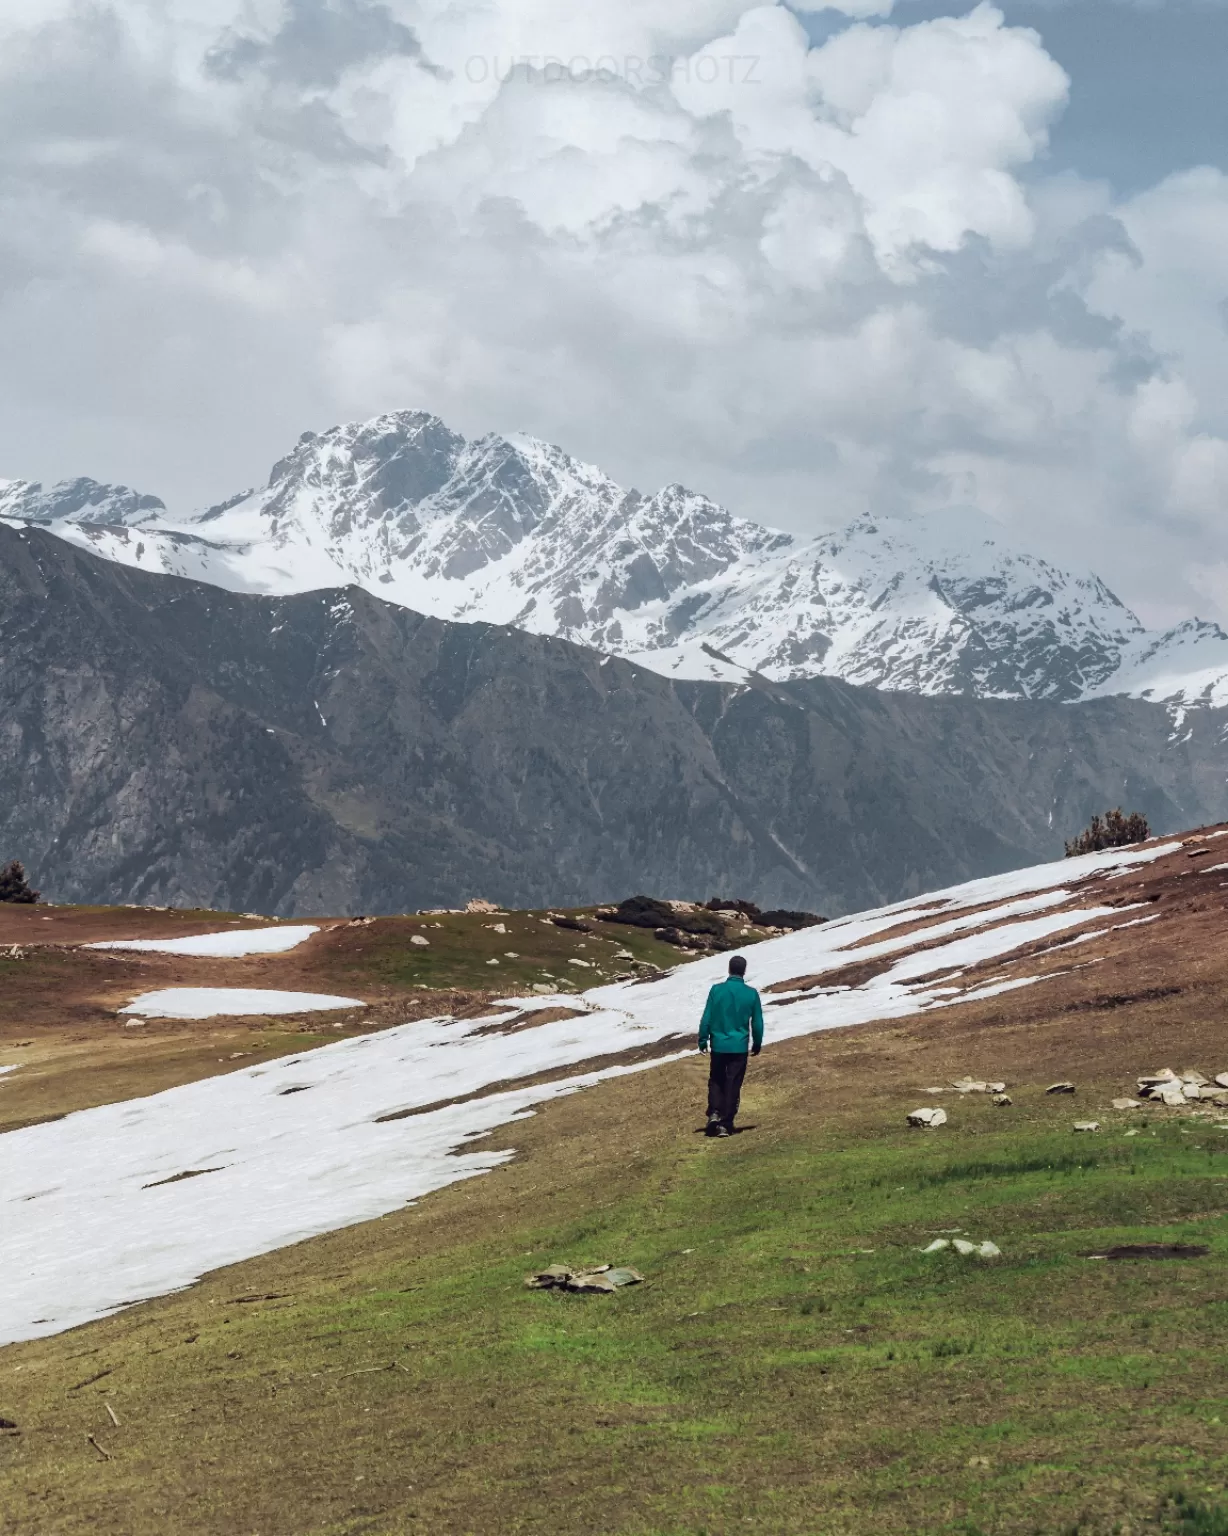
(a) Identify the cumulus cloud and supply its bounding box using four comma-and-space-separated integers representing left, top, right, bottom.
0, 0, 1225, 626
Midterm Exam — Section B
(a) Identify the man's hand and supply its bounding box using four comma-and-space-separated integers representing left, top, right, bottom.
751, 1044, 761, 1056
699, 1042, 709, 1054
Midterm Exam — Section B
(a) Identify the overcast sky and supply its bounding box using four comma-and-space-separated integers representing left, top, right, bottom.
2, 0, 1226, 627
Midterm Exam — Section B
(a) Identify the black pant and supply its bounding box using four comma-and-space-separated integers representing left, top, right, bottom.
707, 1051, 748, 1128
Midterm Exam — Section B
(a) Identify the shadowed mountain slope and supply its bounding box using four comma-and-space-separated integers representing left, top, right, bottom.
1, 523, 1227, 916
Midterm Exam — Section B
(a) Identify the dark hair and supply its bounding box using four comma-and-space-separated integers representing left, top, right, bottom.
728, 954, 747, 977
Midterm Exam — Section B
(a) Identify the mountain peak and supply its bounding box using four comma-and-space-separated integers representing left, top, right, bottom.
0, 476, 165, 527
9, 408, 1227, 709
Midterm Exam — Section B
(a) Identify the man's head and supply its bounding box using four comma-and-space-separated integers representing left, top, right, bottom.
728, 954, 747, 978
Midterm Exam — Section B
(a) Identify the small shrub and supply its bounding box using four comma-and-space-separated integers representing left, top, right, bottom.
704, 897, 762, 918
758, 908, 826, 930
1065, 808, 1150, 857
0, 860, 39, 904
606, 896, 724, 938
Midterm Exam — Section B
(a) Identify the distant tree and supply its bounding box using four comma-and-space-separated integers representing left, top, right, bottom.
1065, 809, 1150, 858
0, 860, 39, 903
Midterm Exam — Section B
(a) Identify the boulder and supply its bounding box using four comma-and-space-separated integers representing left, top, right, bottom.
1073, 1122, 1101, 1133
1046, 1082, 1076, 1095
992, 1094, 1013, 1107
907, 1107, 947, 1129
1112, 1098, 1142, 1110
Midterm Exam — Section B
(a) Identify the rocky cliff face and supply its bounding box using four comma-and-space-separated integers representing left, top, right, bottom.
18, 409, 1228, 707
1, 524, 1225, 917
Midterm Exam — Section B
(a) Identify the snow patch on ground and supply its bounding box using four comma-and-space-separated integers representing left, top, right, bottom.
119, 987, 365, 1019
88, 925, 319, 958
0, 839, 1181, 1347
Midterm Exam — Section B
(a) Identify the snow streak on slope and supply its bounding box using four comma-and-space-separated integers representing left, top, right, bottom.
88, 925, 320, 958
12, 411, 1226, 707
120, 988, 365, 1019
0, 840, 1179, 1347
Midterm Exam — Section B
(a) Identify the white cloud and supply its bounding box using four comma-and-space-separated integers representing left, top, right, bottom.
0, 0, 1225, 628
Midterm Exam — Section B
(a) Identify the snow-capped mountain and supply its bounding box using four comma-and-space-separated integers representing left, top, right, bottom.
11, 410, 1228, 706
0, 477, 165, 527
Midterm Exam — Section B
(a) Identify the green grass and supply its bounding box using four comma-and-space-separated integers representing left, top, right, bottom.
309, 907, 699, 994
5, 1078, 1228, 1534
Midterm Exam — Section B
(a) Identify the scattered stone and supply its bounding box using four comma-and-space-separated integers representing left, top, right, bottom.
1112, 1099, 1142, 1110
907, 1107, 947, 1129
466, 899, 500, 914
921, 1237, 999, 1259
950, 1078, 989, 1094
484, 922, 508, 934
1216, 1073, 1228, 1090
1182, 1070, 1210, 1087
968, 1457, 992, 1469
485, 958, 500, 966
568, 958, 593, 969
992, 1094, 1013, 1107
614, 950, 635, 961
531, 983, 558, 994
524, 1264, 644, 1293
604, 1268, 644, 1288
1046, 1082, 1076, 1095
1073, 1122, 1101, 1133
410, 935, 429, 947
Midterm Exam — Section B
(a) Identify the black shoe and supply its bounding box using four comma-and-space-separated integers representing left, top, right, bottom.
705, 1121, 721, 1137
714, 1124, 732, 1138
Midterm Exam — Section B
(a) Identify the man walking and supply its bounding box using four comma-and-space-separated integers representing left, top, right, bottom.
698, 954, 764, 1137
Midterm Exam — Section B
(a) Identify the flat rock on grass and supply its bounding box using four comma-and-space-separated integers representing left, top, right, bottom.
524, 1264, 644, 1294
907, 1107, 947, 1129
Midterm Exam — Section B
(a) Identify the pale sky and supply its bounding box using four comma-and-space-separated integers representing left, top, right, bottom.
2, 0, 1227, 627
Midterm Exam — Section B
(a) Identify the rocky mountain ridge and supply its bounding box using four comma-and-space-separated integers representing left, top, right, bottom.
4, 523, 1228, 916
10, 410, 1228, 707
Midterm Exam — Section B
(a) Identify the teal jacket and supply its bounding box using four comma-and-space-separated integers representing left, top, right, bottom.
699, 976, 764, 1054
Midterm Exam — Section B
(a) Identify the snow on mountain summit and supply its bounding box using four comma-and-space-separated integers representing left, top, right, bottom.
6, 411, 1225, 707
0, 477, 165, 527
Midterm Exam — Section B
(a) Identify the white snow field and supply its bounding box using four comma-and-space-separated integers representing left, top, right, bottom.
87, 924, 319, 958
0, 840, 1180, 1347
119, 987, 365, 1019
